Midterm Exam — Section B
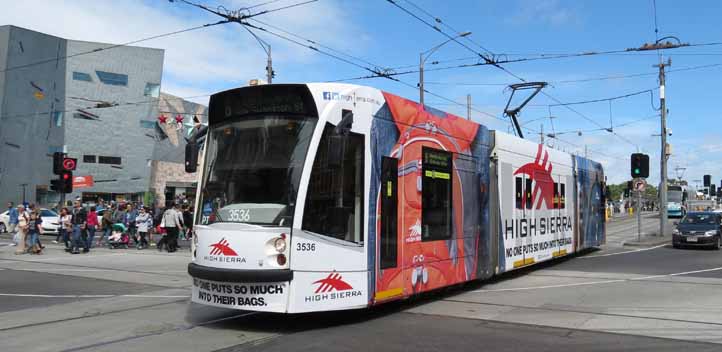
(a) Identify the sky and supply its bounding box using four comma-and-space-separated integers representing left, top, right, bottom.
1, 0, 721, 186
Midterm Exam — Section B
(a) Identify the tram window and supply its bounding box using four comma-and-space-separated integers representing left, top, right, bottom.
560, 183, 566, 209
421, 147, 452, 242
302, 122, 365, 244
525, 177, 533, 209
553, 182, 559, 209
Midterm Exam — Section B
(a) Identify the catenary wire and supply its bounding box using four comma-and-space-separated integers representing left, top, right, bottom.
0, 20, 231, 74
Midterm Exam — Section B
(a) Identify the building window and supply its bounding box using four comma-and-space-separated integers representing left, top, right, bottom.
96, 71, 128, 86
144, 83, 160, 97
72, 72, 92, 82
98, 156, 121, 165
139, 120, 156, 129
52, 111, 64, 127
421, 147, 453, 241
83, 155, 96, 163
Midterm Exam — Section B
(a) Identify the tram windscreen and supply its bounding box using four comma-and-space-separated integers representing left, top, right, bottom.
198, 115, 317, 226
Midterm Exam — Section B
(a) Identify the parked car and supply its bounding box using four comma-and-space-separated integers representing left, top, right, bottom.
0, 208, 60, 235
673, 212, 722, 249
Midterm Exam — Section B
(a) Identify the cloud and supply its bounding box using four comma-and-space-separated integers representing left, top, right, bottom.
0, 0, 360, 102
507, 0, 582, 27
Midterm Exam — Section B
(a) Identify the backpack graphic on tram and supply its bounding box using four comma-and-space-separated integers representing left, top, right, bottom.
186, 83, 607, 313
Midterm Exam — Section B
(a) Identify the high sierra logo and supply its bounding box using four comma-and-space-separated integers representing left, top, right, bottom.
204, 238, 246, 263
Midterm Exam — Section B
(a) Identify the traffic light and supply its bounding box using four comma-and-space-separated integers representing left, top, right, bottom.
60, 170, 73, 193
704, 175, 711, 187
53, 152, 65, 174
50, 179, 62, 192
630, 153, 649, 178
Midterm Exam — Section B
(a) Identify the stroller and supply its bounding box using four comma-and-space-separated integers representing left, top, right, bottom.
108, 223, 130, 249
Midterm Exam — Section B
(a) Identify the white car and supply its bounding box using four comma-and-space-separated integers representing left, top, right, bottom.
0, 208, 60, 235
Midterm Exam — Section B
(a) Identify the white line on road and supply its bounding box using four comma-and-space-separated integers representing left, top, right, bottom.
577, 244, 667, 259
471, 266, 722, 293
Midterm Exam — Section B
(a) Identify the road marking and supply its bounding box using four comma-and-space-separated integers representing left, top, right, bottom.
0, 293, 188, 299
577, 244, 667, 259
471, 266, 722, 293
5, 253, 128, 262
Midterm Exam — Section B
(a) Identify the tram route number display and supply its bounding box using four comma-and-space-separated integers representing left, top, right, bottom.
504, 237, 573, 258
193, 278, 286, 307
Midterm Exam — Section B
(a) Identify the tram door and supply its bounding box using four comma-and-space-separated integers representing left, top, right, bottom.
377, 156, 402, 300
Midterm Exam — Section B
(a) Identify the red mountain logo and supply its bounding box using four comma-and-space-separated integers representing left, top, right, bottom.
209, 238, 238, 256
313, 273, 353, 293
514, 144, 555, 209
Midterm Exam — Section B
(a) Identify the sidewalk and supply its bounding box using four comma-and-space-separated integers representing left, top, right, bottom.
605, 211, 674, 247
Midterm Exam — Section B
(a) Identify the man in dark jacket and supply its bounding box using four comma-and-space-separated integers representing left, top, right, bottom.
70, 199, 88, 254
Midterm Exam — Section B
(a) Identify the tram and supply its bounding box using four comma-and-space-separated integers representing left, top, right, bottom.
186, 83, 606, 313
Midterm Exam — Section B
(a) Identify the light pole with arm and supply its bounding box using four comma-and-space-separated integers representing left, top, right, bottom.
419, 31, 471, 106
242, 26, 274, 84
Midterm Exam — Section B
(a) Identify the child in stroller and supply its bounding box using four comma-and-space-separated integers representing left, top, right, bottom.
108, 223, 130, 249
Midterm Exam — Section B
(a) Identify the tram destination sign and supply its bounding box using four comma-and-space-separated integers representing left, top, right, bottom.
210, 85, 316, 124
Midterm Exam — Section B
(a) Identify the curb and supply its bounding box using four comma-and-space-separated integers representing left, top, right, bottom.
621, 237, 672, 247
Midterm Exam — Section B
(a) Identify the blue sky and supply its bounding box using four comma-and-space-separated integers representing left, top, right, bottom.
3, 0, 721, 186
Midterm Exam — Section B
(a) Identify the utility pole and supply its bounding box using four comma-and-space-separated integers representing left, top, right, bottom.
539, 124, 544, 144
419, 31, 472, 105
657, 58, 670, 236
266, 45, 273, 84
466, 94, 471, 120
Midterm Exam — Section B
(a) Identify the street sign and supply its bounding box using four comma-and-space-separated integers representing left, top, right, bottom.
633, 178, 647, 192
62, 157, 77, 171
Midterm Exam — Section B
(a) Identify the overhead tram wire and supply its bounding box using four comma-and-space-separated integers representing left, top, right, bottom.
236, 23, 628, 160
422, 62, 722, 87
0, 93, 215, 121
401, 0, 495, 58
385, 0, 648, 150
179, 3, 629, 160
0, 20, 231, 74
172, 0, 319, 20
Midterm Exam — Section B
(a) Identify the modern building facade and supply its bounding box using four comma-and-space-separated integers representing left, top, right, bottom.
0, 25, 164, 206
149, 92, 207, 207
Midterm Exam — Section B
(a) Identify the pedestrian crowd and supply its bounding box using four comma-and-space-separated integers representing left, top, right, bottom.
5, 198, 194, 255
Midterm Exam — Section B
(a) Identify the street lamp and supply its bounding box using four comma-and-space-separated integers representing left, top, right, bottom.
242, 26, 274, 84
419, 31, 472, 105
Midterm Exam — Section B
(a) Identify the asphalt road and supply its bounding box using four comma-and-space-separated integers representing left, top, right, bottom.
1, 219, 721, 351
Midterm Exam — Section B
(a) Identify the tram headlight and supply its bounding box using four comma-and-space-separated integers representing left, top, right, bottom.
273, 237, 286, 253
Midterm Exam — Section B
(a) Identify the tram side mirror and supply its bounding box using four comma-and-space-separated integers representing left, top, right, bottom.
328, 110, 354, 168
185, 142, 199, 173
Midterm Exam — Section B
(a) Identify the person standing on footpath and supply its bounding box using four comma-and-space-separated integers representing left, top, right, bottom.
70, 200, 87, 254
135, 207, 152, 250
161, 202, 182, 253
6, 202, 18, 234
85, 206, 98, 250
98, 206, 113, 247
7, 202, 19, 246
126, 203, 138, 246
14, 205, 29, 254
58, 208, 72, 249
26, 210, 42, 254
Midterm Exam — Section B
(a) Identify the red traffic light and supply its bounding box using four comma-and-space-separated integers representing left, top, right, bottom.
63, 173, 71, 180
